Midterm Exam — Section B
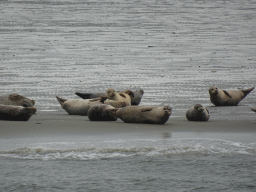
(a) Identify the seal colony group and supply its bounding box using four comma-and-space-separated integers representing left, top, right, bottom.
0, 86, 255, 123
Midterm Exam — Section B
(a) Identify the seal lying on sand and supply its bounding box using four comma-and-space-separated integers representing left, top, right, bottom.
0, 104, 36, 121
56, 96, 126, 116
0, 94, 35, 107
251, 108, 256, 113
108, 105, 172, 124
209, 86, 255, 106
88, 104, 118, 121
76, 89, 143, 105
186, 104, 210, 121
105, 88, 134, 106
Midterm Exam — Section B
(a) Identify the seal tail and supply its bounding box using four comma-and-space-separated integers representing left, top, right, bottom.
242, 87, 255, 97
56, 96, 67, 107
75, 92, 92, 99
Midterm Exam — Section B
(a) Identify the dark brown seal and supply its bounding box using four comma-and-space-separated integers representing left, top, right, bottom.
186, 104, 210, 121
88, 104, 118, 121
209, 86, 254, 106
0, 94, 35, 107
0, 104, 37, 121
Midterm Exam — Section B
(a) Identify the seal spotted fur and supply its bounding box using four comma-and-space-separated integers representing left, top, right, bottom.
186, 104, 210, 121
88, 104, 118, 121
56, 96, 126, 116
108, 105, 172, 124
0, 94, 35, 107
75, 89, 142, 105
0, 104, 36, 121
209, 86, 254, 106
105, 88, 134, 106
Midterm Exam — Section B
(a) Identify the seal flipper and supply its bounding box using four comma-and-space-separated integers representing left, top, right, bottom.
99, 96, 107, 103
89, 97, 101, 102
223, 90, 232, 98
141, 107, 153, 112
242, 87, 255, 97
75, 92, 92, 99
56, 96, 67, 107
251, 108, 256, 113
122, 90, 135, 98
119, 93, 127, 98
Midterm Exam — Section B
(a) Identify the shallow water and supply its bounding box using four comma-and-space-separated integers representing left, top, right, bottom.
1, 0, 256, 191
1, 133, 256, 191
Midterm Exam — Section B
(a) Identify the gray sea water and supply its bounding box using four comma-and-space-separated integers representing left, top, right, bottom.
1, 0, 256, 191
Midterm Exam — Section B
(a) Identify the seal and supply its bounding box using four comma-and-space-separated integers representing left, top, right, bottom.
186, 104, 210, 121
251, 108, 256, 113
108, 105, 172, 124
105, 88, 134, 106
56, 96, 127, 116
209, 86, 255, 106
56, 96, 102, 115
75, 88, 143, 105
0, 104, 37, 121
123, 89, 144, 105
0, 94, 35, 107
88, 104, 118, 121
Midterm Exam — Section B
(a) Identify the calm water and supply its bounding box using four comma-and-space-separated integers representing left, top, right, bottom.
1, 0, 256, 191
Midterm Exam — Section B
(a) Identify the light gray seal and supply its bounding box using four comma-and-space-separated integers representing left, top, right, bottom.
108, 105, 172, 124
75, 89, 143, 105
0, 104, 37, 121
0, 94, 35, 107
56, 96, 126, 116
209, 86, 255, 106
186, 104, 210, 121
88, 104, 118, 121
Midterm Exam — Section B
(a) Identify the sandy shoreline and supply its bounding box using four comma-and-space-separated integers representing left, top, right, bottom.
1, 113, 255, 139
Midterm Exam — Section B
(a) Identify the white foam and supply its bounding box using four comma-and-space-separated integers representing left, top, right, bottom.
0, 138, 255, 160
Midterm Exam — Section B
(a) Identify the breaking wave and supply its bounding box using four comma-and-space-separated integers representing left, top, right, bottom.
1, 139, 256, 161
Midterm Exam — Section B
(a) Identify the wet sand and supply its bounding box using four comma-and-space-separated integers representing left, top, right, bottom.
1, 113, 255, 140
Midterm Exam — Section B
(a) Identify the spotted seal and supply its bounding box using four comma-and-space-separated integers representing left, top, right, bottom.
56, 96, 126, 116
88, 104, 118, 121
75, 89, 142, 105
186, 104, 210, 121
108, 105, 172, 124
105, 88, 134, 106
0, 94, 35, 107
209, 86, 254, 106
0, 104, 37, 121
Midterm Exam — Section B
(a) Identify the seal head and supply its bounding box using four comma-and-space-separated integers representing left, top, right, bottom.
186, 104, 209, 121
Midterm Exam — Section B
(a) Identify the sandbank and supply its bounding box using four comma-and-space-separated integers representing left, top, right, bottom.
0, 113, 255, 139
